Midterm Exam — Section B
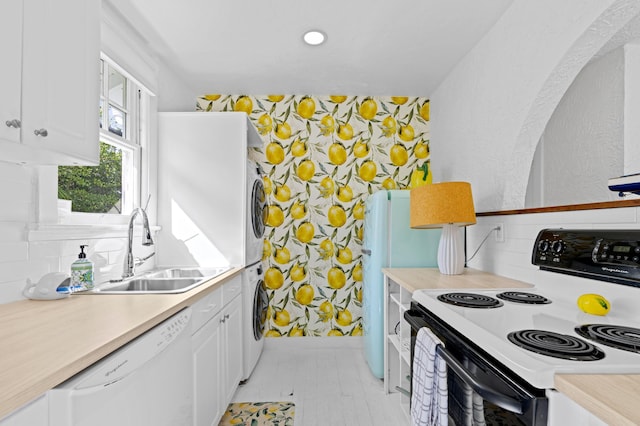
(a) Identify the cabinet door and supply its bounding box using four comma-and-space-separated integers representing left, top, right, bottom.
223, 296, 243, 404
21, 0, 100, 165
193, 314, 223, 426
0, 0, 22, 145
0, 395, 48, 425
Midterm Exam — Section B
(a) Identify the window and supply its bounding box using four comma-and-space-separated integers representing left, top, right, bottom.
58, 57, 146, 215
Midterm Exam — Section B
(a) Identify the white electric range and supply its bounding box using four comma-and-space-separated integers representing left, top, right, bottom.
407, 229, 640, 425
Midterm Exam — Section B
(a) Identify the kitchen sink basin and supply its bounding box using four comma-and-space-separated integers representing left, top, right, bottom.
143, 267, 230, 279
89, 266, 232, 294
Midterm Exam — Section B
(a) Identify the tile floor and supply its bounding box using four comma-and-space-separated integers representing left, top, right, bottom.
232, 337, 409, 426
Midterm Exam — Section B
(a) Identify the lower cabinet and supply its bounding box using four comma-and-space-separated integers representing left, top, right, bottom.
192, 276, 243, 426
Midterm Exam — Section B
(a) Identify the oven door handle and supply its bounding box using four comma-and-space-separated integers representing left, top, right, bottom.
404, 311, 526, 414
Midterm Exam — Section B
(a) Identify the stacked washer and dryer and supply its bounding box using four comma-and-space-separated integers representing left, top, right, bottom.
241, 160, 268, 381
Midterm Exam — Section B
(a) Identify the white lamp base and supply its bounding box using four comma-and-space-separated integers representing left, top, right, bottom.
437, 224, 465, 275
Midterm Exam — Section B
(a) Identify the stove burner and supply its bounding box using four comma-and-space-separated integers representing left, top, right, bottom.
437, 293, 503, 308
496, 291, 551, 305
575, 324, 640, 354
508, 329, 605, 361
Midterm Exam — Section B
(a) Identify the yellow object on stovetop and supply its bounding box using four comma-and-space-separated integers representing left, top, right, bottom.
577, 293, 610, 316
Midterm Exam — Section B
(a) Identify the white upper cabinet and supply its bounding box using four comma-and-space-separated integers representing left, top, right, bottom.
1, 0, 100, 165
0, 0, 23, 145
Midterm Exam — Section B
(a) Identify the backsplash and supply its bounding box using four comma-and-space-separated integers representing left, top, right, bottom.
197, 94, 431, 337
0, 161, 154, 303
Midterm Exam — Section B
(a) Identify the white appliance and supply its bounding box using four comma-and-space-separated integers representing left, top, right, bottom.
241, 262, 267, 381
48, 308, 193, 426
407, 229, 640, 425
157, 112, 262, 268
246, 160, 266, 266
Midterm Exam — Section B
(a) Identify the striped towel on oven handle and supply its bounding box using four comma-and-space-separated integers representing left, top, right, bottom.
411, 327, 448, 426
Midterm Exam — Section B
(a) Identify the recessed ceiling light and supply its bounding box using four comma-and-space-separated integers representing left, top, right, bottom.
303, 30, 326, 46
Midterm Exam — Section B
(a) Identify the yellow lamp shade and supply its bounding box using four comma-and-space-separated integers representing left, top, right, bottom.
410, 182, 476, 229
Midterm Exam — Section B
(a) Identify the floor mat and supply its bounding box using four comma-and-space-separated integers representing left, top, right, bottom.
219, 401, 295, 426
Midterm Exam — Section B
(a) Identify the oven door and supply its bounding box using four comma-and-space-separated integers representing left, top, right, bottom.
404, 303, 548, 426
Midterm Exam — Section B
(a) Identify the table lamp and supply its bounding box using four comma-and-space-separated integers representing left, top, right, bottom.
410, 182, 476, 275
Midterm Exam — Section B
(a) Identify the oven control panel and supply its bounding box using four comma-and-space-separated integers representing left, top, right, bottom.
532, 229, 640, 287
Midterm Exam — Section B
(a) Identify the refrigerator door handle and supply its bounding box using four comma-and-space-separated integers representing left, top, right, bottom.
362, 249, 372, 255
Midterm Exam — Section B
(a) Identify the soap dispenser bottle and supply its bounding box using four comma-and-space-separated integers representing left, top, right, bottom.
70, 245, 94, 292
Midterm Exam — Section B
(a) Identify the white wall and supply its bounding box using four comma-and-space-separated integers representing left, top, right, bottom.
531, 48, 624, 207
430, 0, 640, 212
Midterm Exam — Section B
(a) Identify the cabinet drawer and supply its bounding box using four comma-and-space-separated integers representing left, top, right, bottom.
222, 276, 242, 304
191, 287, 223, 334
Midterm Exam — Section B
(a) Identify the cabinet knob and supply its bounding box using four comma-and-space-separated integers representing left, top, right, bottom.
5, 119, 21, 128
34, 128, 48, 137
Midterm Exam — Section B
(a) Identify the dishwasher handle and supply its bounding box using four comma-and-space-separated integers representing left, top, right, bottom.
404, 310, 526, 414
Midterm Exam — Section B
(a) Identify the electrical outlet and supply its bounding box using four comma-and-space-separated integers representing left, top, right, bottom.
495, 224, 505, 243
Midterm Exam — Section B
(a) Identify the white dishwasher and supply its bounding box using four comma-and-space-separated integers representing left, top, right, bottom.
48, 308, 193, 426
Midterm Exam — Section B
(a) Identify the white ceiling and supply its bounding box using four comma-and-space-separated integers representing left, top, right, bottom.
110, 0, 514, 97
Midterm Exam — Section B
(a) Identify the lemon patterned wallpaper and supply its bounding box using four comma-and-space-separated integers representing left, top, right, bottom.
196, 95, 430, 337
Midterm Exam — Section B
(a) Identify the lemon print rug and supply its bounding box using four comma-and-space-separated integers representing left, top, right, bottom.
219, 401, 295, 426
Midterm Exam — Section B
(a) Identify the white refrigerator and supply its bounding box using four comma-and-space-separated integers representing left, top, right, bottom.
362, 189, 440, 379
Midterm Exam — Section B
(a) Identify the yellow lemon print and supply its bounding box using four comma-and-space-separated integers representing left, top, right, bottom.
410, 163, 432, 189
352, 263, 363, 282
265, 142, 285, 165
414, 140, 429, 159
356, 226, 364, 241
328, 329, 343, 336
357, 288, 363, 303
399, 124, 415, 142
359, 99, 377, 120
336, 309, 352, 327
419, 100, 430, 121
336, 185, 353, 203
289, 326, 304, 337
390, 144, 409, 166
257, 114, 273, 135
328, 205, 347, 227
290, 264, 306, 282
337, 123, 354, 141
296, 222, 315, 243
274, 184, 291, 202
274, 122, 292, 140
391, 96, 409, 105
265, 329, 282, 337
291, 139, 307, 157
263, 176, 273, 195
350, 325, 363, 336
353, 202, 365, 220
328, 143, 348, 165
234, 96, 253, 115
296, 160, 315, 181
353, 140, 370, 158
266, 205, 284, 227
382, 177, 397, 190
295, 284, 314, 305
318, 301, 334, 322
297, 97, 316, 119
319, 115, 336, 136
290, 201, 307, 220
319, 176, 335, 198
273, 310, 290, 327
262, 240, 271, 261
336, 247, 353, 264
319, 239, 334, 260
267, 94, 285, 102
265, 267, 284, 290
274, 247, 291, 264
327, 267, 346, 289
381, 116, 397, 137
203, 94, 221, 101
329, 95, 347, 103
358, 161, 377, 182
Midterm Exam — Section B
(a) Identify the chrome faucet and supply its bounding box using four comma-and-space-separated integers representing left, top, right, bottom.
122, 207, 155, 279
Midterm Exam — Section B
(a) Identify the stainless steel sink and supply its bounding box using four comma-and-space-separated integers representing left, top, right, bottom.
89, 266, 232, 294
